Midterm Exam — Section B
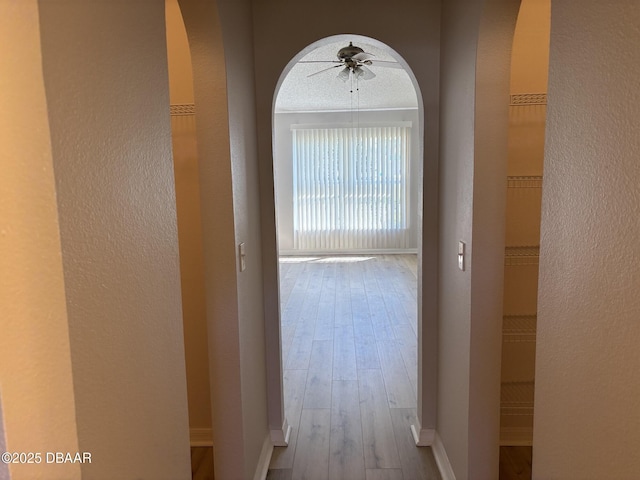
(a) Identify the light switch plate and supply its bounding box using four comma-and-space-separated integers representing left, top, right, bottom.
239, 242, 246, 272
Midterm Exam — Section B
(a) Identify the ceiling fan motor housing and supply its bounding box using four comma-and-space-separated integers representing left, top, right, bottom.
337, 42, 365, 62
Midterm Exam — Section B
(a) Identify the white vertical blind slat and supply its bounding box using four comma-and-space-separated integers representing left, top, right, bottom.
293, 125, 409, 251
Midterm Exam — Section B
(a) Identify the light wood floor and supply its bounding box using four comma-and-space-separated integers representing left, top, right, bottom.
190, 255, 529, 480
268, 254, 441, 480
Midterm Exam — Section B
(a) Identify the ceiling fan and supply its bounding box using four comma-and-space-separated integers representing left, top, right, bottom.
300, 42, 402, 81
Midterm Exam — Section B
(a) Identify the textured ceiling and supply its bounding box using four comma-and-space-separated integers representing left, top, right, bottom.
274, 40, 418, 113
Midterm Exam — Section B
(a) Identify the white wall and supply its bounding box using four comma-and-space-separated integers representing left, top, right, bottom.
0, 3, 80, 479
36, 1, 191, 478
439, 0, 519, 477
533, 2, 640, 478
179, 0, 271, 477
216, 0, 272, 476
438, 1, 476, 468
274, 109, 421, 252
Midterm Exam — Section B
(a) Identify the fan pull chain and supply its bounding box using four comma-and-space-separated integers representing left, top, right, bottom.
349, 73, 358, 126
348, 73, 362, 129
350, 73, 355, 127
356, 76, 360, 129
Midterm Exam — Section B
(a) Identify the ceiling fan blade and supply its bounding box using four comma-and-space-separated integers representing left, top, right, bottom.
352, 52, 374, 62
369, 60, 403, 69
307, 64, 343, 77
298, 60, 342, 64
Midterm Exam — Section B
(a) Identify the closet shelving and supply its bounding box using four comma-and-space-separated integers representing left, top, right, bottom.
500, 92, 546, 445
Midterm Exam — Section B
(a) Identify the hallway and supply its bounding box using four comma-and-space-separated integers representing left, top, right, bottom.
267, 255, 440, 480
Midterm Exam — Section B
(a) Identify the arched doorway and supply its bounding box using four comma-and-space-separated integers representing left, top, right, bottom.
269, 35, 434, 477
273, 37, 421, 255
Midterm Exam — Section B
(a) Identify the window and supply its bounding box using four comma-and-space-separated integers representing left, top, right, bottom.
292, 124, 410, 250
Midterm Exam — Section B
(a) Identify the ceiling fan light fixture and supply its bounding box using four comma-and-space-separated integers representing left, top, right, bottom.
338, 67, 350, 82
301, 42, 400, 82
359, 66, 376, 80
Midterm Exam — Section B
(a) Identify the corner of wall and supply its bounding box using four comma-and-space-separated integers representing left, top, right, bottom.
0, 395, 9, 480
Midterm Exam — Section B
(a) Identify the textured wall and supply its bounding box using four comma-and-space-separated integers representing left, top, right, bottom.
0, 399, 6, 480
533, 1, 640, 478
0, 2, 80, 479
37, 1, 191, 478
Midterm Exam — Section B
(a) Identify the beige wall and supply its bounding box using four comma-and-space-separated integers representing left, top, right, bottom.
36, 1, 191, 478
0, 3, 80, 479
533, 1, 640, 478
166, 0, 195, 106
165, 0, 212, 435
510, 0, 550, 95
500, 0, 549, 445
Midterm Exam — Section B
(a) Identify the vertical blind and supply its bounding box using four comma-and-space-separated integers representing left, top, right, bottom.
292, 125, 410, 250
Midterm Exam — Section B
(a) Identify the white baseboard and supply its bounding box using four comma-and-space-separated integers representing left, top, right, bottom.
432, 432, 456, 480
270, 418, 291, 447
500, 427, 533, 446
253, 434, 274, 480
190, 428, 213, 447
410, 424, 435, 446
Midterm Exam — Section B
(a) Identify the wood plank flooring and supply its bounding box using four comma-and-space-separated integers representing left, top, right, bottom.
190, 255, 530, 480
269, 254, 441, 480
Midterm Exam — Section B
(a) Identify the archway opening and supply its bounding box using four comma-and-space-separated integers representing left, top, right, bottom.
269, 34, 430, 476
